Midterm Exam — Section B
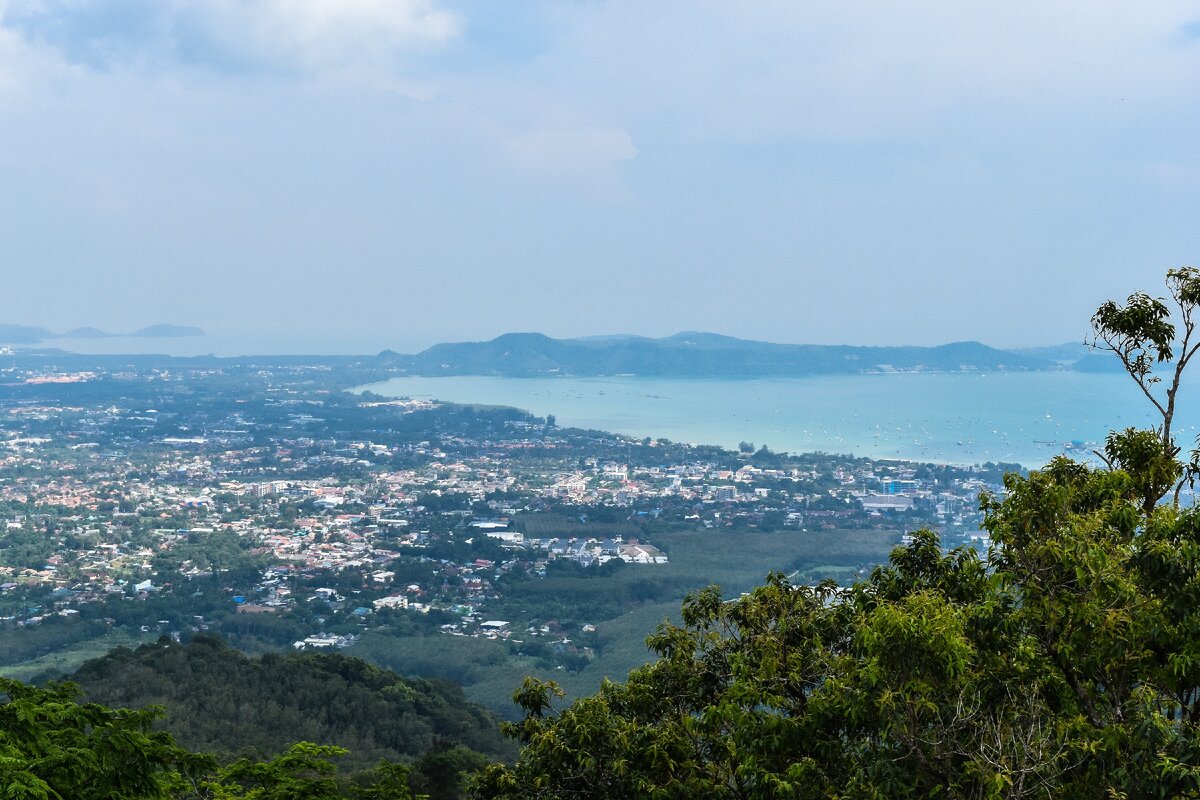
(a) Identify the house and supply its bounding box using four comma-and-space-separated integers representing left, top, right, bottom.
618, 544, 669, 564
296, 633, 339, 649
860, 494, 914, 512
479, 620, 510, 632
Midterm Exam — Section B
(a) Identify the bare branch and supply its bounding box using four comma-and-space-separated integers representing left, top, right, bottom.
1092, 330, 1169, 423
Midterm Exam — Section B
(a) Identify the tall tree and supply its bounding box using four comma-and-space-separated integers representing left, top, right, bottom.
1090, 266, 1200, 511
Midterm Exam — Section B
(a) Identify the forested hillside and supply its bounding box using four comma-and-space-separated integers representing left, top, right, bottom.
41, 634, 511, 798
69, 635, 513, 771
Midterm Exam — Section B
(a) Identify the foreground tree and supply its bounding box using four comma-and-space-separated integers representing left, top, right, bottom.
0, 678, 187, 800
1090, 266, 1200, 512
473, 267, 1200, 800
0, 680, 423, 800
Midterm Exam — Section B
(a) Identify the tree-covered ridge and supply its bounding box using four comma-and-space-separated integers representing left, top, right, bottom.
1, 635, 513, 798
69, 635, 514, 772
385, 332, 1062, 377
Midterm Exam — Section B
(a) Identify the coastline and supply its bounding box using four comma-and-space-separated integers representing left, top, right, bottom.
352, 371, 1169, 469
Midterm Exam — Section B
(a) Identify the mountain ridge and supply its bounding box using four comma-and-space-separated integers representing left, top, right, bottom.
0, 323, 205, 344
378, 331, 1085, 377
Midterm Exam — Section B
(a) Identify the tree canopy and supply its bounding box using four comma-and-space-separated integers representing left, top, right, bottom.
70, 635, 511, 773
472, 267, 1200, 799
0, 640, 505, 800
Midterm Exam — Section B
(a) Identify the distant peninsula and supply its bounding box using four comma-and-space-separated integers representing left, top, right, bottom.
377, 332, 1112, 378
0, 323, 205, 344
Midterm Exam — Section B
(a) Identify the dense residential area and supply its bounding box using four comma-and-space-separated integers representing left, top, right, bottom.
0, 351, 1015, 708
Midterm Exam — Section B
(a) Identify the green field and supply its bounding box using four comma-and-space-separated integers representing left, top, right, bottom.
649, 527, 899, 592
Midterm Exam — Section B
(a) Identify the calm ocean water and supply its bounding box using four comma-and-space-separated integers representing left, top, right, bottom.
356, 372, 1200, 468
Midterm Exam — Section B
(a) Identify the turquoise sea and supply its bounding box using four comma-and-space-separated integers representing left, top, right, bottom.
356, 372, 1200, 468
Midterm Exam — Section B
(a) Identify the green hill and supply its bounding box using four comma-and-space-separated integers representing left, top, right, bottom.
68, 634, 514, 773
381, 331, 1059, 377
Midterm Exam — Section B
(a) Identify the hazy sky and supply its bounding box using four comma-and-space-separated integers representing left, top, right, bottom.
1, 1, 1198, 354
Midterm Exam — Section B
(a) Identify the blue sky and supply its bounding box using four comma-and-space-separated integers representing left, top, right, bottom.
1, 0, 1198, 354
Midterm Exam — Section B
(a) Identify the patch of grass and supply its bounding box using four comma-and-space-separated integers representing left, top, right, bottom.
0, 629, 156, 684
647, 527, 899, 594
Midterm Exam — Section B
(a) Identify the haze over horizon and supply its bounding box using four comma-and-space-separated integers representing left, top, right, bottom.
2, 1, 1198, 352
1, 323, 1093, 359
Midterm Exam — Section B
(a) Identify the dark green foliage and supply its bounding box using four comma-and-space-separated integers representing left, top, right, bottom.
410, 746, 492, 800
205, 742, 351, 800
1102, 427, 1182, 512
217, 613, 312, 651
151, 530, 265, 573
0, 528, 58, 570
69, 635, 513, 773
0, 677, 188, 800
0, 635, 509, 797
0, 680, 425, 799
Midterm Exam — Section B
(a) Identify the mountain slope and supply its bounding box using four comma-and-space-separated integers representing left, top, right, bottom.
0, 324, 56, 344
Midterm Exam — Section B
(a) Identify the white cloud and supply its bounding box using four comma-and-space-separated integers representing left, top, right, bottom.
0, 4, 83, 102
0, 0, 1197, 346
505, 0, 1200, 144
0, 0, 460, 75
188, 0, 460, 73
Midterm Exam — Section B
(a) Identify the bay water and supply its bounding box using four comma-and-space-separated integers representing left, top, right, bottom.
356, 371, 1200, 469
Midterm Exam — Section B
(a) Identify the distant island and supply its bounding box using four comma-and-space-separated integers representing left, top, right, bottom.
378, 331, 1115, 378
0, 323, 205, 344
0, 325, 1119, 376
